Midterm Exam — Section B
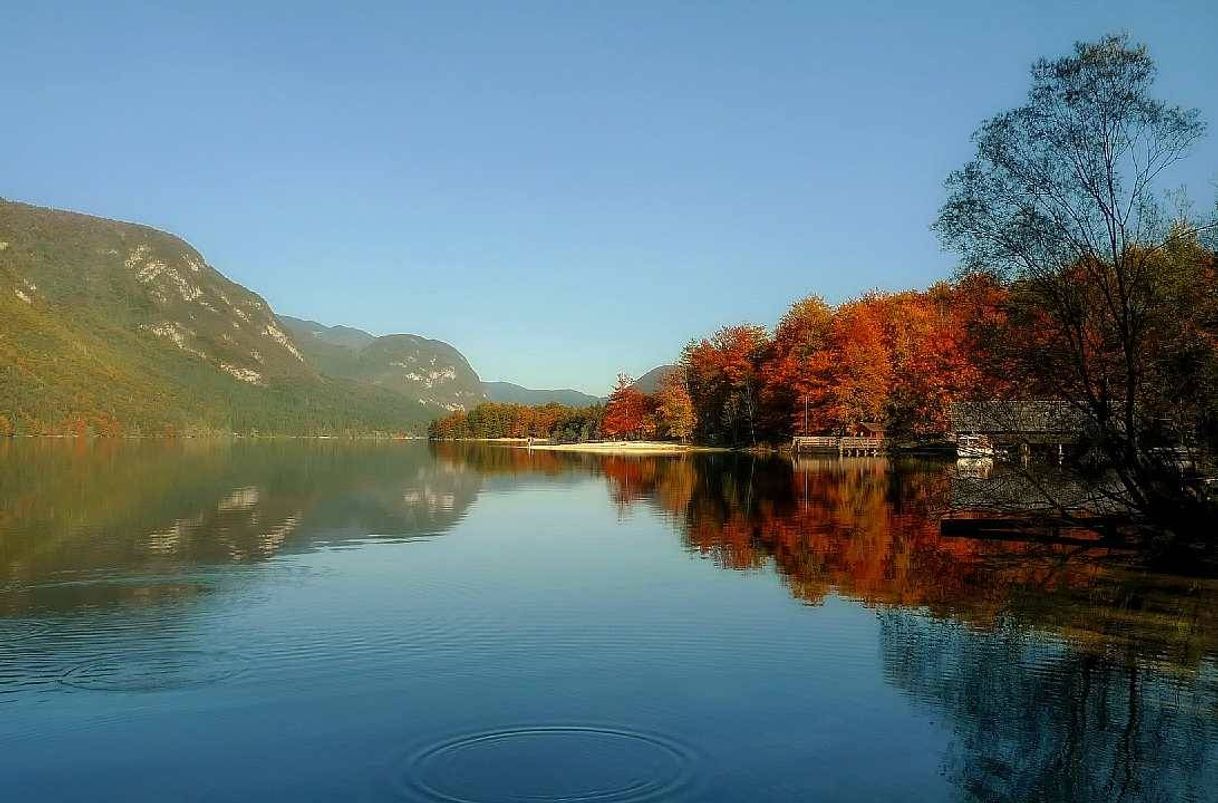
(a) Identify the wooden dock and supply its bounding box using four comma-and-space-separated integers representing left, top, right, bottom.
792, 436, 885, 456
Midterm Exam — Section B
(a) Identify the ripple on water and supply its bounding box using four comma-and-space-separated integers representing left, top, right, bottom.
399, 725, 695, 803
59, 649, 249, 692
0, 619, 51, 644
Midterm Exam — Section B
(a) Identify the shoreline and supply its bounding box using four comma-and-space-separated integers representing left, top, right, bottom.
520, 440, 726, 454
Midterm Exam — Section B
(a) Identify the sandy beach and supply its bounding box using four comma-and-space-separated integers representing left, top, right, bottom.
522, 440, 721, 454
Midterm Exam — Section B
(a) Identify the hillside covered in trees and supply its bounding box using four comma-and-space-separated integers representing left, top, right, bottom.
0, 201, 478, 436
482, 381, 601, 407
280, 316, 486, 411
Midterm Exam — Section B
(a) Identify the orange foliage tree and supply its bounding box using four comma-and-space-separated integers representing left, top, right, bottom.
654, 371, 695, 442
675, 281, 1011, 443
602, 374, 658, 440
683, 325, 772, 445
427, 279, 1012, 446
760, 296, 834, 436
818, 295, 893, 432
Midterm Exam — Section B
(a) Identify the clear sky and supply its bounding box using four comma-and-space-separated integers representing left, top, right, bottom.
4, 1, 1217, 394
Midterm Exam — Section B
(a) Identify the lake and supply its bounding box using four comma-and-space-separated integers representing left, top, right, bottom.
2, 440, 1217, 801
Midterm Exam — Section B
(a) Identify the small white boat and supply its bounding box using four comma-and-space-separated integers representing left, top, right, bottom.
955, 434, 996, 459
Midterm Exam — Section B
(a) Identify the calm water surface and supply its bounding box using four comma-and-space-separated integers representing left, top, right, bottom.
1, 440, 1216, 801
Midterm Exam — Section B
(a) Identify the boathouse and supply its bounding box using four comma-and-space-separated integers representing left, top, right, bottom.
950, 400, 1084, 447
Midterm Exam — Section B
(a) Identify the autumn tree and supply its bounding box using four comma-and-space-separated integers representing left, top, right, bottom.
602, 374, 658, 440
427, 402, 604, 442
819, 296, 892, 433
654, 370, 695, 441
683, 325, 771, 445
935, 33, 1218, 541
761, 296, 834, 437
880, 286, 990, 437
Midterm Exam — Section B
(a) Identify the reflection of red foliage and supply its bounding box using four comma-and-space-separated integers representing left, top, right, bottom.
598, 454, 1103, 621
431, 441, 568, 475
434, 445, 1218, 666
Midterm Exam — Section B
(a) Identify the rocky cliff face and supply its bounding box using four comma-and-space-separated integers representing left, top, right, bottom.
0, 200, 450, 434
281, 317, 487, 411
1, 200, 313, 388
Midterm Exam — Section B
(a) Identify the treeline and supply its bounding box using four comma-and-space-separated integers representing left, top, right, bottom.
427, 277, 1009, 448
428, 401, 604, 442
426, 240, 1216, 452
593, 277, 1005, 445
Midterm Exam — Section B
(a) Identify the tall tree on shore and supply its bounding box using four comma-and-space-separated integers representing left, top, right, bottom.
762, 296, 835, 436
683, 325, 771, 445
934, 33, 1218, 541
655, 370, 696, 442
602, 374, 658, 440
821, 297, 892, 433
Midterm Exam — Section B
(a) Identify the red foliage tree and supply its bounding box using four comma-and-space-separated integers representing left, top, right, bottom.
761, 296, 834, 436
683, 325, 771, 444
601, 374, 658, 440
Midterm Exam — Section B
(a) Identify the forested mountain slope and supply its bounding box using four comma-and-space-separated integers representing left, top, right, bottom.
280, 317, 485, 411
0, 200, 433, 435
632, 364, 678, 394
482, 381, 601, 406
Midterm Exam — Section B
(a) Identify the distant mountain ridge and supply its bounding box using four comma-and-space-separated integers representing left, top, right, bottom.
632, 364, 678, 394
482, 381, 601, 407
279, 317, 376, 350
0, 199, 476, 435
280, 316, 485, 411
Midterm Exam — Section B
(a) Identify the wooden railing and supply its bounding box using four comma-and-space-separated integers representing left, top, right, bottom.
792, 436, 839, 450
792, 436, 884, 454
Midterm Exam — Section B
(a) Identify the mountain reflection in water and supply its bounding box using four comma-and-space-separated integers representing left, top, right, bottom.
0, 439, 482, 614
1, 440, 1216, 802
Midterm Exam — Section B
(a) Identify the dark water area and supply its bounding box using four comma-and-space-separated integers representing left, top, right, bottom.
1, 440, 1216, 801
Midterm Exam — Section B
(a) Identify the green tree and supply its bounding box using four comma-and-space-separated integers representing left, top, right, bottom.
934, 33, 1218, 543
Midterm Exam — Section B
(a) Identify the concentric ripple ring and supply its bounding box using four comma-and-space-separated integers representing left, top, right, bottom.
400, 725, 695, 803
59, 649, 249, 692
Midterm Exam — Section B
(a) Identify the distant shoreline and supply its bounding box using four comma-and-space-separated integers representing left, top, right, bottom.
430, 437, 726, 454
523, 440, 725, 454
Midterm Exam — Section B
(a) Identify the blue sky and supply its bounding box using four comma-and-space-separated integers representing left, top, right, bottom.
4, 1, 1217, 394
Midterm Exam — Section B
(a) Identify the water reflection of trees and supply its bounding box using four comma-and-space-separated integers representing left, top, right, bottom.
881, 612, 1218, 801
589, 451, 1218, 798
580, 452, 1218, 670
10, 443, 1217, 796
0, 440, 481, 614
428, 446, 1218, 669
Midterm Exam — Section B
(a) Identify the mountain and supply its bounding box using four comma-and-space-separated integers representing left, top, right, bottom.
633, 364, 678, 394
280, 317, 485, 411
482, 381, 601, 407
0, 200, 439, 435
278, 317, 376, 351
